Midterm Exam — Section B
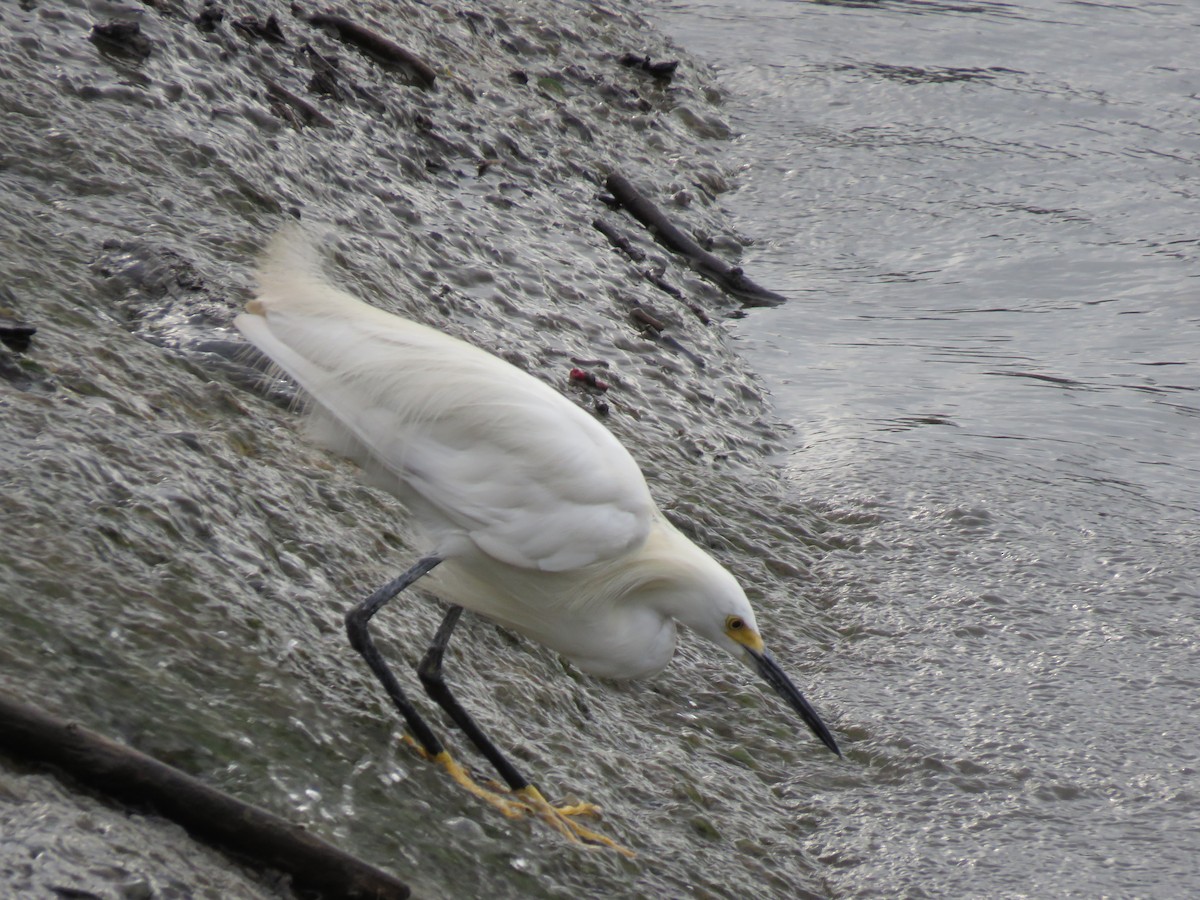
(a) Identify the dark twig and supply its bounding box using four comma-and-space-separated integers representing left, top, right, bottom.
299, 10, 437, 89
592, 218, 645, 262
265, 79, 333, 128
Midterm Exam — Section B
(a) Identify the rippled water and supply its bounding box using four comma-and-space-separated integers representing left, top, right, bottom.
652, 0, 1200, 896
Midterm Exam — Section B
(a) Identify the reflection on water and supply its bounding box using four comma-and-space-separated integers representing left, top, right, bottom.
653, 0, 1200, 895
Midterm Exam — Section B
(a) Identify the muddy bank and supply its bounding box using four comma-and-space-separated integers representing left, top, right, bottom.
0, 2, 836, 897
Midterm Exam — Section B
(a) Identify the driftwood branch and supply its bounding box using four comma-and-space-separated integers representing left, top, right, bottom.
300, 10, 437, 89
604, 173, 786, 307
0, 690, 411, 900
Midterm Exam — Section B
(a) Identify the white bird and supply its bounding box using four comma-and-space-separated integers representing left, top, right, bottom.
235, 232, 840, 854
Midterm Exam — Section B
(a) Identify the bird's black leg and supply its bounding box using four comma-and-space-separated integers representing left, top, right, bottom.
348, 559, 634, 855
417, 605, 530, 792
347, 557, 534, 818
415, 605, 634, 856
345, 555, 445, 757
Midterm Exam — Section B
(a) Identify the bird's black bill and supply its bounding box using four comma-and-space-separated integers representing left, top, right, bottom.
750, 649, 841, 757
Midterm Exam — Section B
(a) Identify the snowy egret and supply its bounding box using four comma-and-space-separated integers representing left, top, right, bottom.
235, 233, 840, 853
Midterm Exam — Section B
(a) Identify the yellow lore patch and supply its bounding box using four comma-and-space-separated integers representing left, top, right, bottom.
725, 615, 765, 653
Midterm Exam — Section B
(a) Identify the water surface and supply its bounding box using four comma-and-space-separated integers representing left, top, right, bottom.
650, 0, 1200, 895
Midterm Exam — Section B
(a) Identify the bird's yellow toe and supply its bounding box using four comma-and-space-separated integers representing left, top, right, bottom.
515, 786, 635, 858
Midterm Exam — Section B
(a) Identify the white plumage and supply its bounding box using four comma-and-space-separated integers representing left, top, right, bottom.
234, 232, 839, 833
236, 237, 652, 575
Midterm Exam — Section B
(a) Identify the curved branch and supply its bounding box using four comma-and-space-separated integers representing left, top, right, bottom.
0, 690, 411, 900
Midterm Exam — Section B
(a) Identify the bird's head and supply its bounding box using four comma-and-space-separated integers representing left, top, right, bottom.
637, 518, 841, 756
672, 556, 842, 758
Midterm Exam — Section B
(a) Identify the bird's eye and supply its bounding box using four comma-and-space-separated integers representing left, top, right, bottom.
726, 616, 745, 631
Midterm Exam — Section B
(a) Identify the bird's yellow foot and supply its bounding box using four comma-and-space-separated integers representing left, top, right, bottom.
398, 736, 524, 816
400, 736, 633, 856
434, 750, 542, 820
515, 785, 636, 858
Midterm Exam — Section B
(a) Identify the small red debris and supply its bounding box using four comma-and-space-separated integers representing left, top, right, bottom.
569, 368, 609, 392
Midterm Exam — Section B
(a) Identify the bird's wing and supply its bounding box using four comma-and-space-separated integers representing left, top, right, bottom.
237, 306, 653, 572
397, 400, 652, 571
